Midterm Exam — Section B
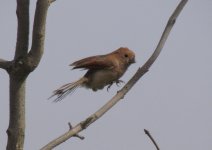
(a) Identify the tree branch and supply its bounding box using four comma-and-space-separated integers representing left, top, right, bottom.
14, 0, 29, 59
144, 129, 160, 150
27, 0, 54, 71
0, 58, 11, 70
41, 0, 188, 149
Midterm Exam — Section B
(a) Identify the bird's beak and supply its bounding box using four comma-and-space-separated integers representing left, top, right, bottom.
130, 57, 136, 64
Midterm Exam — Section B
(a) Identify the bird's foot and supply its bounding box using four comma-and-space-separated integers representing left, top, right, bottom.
107, 80, 125, 92
107, 83, 113, 92
115, 80, 125, 86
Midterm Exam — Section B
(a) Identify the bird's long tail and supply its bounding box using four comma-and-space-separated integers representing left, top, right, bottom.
49, 77, 88, 102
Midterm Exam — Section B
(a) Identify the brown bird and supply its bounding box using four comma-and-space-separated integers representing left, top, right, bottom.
50, 47, 135, 102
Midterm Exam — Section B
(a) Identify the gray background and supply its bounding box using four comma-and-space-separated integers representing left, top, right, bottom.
0, 0, 211, 150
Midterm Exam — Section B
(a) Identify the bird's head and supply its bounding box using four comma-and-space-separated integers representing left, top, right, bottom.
115, 47, 136, 65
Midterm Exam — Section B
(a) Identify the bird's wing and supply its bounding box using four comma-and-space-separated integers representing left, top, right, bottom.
70, 55, 114, 70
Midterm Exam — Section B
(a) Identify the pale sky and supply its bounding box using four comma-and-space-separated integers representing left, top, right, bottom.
1, 0, 212, 150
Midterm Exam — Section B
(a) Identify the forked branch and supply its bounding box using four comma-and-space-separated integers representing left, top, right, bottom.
41, 0, 188, 149
5, 0, 55, 150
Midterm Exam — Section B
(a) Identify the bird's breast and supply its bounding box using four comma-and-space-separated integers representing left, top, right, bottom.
84, 69, 119, 91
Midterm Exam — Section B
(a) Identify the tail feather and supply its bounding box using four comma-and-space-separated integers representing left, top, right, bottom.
49, 77, 87, 102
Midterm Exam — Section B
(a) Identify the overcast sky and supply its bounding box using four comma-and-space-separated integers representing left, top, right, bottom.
1, 0, 212, 150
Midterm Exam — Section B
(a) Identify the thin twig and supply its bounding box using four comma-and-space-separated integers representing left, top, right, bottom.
144, 129, 160, 150
41, 1, 188, 149
68, 122, 85, 140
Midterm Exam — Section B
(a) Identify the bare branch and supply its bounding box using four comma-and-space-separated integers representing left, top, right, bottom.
144, 129, 160, 150
14, 0, 29, 59
142, 0, 188, 69
27, 0, 54, 70
0, 58, 11, 70
41, 0, 188, 149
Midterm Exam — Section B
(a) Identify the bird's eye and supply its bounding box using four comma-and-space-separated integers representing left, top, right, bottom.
124, 54, 128, 58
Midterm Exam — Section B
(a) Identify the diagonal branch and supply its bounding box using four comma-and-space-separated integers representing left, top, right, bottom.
14, 0, 29, 59
41, 0, 188, 149
27, 0, 55, 71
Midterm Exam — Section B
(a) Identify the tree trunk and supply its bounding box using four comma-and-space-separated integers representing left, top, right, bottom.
6, 75, 26, 150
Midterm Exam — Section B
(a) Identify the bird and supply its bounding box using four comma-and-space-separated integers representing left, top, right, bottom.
49, 47, 135, 102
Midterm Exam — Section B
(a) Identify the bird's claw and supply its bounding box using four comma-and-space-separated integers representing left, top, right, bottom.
115, 80, 125, 86
107, 83, 113, 92
107, 80, 125, 92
